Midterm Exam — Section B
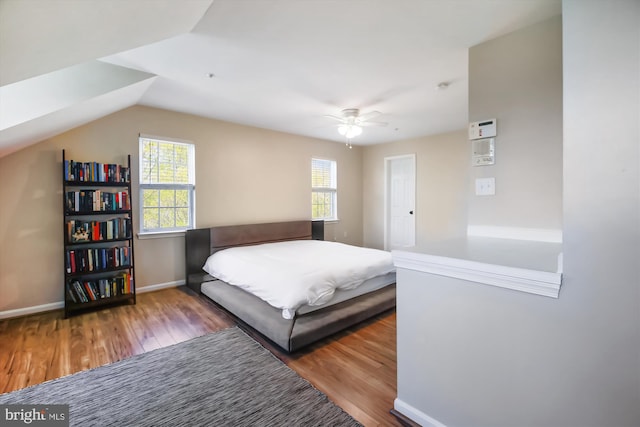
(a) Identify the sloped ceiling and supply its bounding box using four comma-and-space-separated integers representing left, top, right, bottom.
0, 0, 213, 157
0, 0, 561, 158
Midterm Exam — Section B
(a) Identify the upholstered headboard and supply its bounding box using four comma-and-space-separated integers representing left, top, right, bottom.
184, 220, 323, 292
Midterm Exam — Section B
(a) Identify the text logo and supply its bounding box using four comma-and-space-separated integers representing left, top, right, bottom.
0, 405, 68, 426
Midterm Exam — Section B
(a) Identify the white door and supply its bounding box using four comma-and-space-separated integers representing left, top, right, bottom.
385, 155, 416, 250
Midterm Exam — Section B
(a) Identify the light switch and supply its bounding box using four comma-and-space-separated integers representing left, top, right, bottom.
475, 177, 495, 196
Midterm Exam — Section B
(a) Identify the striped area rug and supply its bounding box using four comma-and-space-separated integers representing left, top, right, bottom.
0, 327, 361, 426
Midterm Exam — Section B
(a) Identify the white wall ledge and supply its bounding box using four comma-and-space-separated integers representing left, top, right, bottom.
393, 239, 563, 298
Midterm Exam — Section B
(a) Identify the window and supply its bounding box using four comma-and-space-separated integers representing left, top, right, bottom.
311, 158, 337, 221
139, 136, 195, 234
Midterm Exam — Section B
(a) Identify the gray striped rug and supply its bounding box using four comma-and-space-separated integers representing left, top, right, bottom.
0, 327, 362, 426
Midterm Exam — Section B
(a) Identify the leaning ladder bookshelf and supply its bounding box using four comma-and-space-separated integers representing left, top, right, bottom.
62, 149, 136, 318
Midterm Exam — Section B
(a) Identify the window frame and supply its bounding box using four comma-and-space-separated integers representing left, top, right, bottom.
311, 157, 338, 221
138, 135, 195, 236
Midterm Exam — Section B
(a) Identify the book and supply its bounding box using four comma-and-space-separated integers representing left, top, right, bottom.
83, 282, 96, 300
69, 250, 76, 273
66, 283, 78, 303
72, 281, 88, 303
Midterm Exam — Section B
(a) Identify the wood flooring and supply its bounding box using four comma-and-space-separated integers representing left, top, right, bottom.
0, 287, 402, 427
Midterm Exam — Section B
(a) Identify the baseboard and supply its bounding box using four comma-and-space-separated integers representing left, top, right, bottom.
0, 280, 184, 320
137, 280, 184, 294
393, 398, 447, 427
0, 302, 65, 320
390, 408, 422, 427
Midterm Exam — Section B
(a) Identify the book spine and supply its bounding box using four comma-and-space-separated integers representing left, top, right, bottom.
72, 281, 88, 302
69, 250, 76, 273
83, 281, 95, 300
99, 280, 106, 298
65, 282, 78, 303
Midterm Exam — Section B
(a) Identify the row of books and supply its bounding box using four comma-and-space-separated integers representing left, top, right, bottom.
66, 190, 130, 212
66, 246, 132, 273
67, 218, 132, 243
66, 273, 133, 303
64, 160, 130, 183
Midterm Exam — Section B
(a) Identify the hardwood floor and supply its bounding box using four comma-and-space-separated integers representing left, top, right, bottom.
0, 287, 402, 427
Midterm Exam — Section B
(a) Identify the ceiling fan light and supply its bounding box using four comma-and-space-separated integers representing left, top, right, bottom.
338, 124, 362, 139
349, 125, 362, 138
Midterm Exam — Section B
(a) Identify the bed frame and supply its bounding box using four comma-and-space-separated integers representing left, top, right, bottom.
185, 220, 396, 352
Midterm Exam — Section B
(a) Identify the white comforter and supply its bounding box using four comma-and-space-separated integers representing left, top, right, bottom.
202, 240, 395, 319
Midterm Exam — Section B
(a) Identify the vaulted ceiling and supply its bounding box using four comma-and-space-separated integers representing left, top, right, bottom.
0, 0, 561, 157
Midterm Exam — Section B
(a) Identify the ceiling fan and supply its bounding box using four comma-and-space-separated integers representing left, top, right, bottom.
324, 108, 388, 139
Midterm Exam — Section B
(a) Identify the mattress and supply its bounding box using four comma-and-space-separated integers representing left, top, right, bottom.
201, 271, 396, 317
202, 240, 395, 318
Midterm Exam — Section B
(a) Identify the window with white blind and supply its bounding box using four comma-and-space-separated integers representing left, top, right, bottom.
311, 158, 337, 221
139, 136, 195, 234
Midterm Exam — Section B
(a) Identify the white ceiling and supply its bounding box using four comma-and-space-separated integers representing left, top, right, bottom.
0, 0, 561, 157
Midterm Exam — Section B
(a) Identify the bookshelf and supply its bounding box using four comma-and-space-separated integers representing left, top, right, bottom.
62, 149, 136, 318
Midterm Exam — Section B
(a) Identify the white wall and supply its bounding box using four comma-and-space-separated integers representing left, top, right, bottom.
561, 0, 640, 423
395, 2, 640, 426
468, 15, 563, 236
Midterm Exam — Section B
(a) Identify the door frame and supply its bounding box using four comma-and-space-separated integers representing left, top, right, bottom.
383, 154, 416, 251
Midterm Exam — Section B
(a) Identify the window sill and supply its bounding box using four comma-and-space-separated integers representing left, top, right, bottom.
137, 230, 186, 240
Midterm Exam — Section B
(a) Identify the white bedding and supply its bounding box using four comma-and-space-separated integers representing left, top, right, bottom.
202, 240, 395, 319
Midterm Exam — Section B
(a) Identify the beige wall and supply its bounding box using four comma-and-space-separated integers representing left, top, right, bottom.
362, 130, 469, 249
0, 105, 363, 312
468, 15, 563, 232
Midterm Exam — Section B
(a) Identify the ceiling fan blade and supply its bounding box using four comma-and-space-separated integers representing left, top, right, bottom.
357, 110, 382, 121
323, 114, 347, 122
359, 121, 388, 127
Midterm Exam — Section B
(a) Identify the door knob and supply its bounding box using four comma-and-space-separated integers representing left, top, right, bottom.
409, 210, 414, 215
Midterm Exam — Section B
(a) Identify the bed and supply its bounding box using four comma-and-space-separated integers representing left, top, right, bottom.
185, 220, 396, 352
